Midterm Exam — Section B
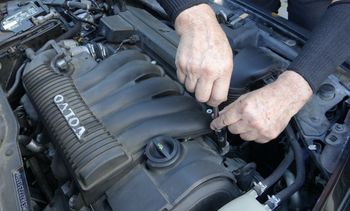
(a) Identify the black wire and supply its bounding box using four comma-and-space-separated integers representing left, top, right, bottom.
66, 10, 98, 28
91, 0, 99, 8
6, 62, 27, 99
81, 27, 97, 38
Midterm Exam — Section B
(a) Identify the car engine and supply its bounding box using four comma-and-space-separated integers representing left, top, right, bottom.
0, 0, 349, 211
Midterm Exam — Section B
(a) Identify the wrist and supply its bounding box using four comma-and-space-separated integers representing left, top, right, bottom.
276, 70, 312, 105
270, 71, 312, 116
175, 4, 216, 35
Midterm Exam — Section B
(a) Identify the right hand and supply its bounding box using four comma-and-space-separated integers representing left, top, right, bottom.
210, 71, 312, 143
174, 4, 233, 106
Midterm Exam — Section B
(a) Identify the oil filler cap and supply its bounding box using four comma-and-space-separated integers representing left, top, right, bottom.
145, 136, 181, 168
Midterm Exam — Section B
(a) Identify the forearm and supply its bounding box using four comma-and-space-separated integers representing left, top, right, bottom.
289, 1, 350, 92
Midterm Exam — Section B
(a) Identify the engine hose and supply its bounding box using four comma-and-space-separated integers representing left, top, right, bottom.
6, 63, 26, 99
66, 1, 103, 12
28, 157, 53, 202
73, 9, 85, 15
282, 170, 301, 209
266, 127, 305, 210
56, 22, 82, 41
253, 146, 294, 195
67, 1, 89, 10
35, 40, 57, 54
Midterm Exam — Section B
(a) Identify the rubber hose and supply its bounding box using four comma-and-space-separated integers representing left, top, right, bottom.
274, 137, 305, 203
283, 170, 301, 209
6, 63, 26, 99
28, 157, 53, 202
67, 1, 88, 10
266, 127, 306, 209
260, 147, 294, 192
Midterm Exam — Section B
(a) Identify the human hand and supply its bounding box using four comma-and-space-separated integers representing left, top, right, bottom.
210, 71, 312, 143
175, 4, 233, 106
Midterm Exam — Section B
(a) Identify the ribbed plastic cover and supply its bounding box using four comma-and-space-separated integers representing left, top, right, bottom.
22, 49, 211, 199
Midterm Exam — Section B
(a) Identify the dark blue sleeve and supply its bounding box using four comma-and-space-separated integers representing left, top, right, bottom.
289, 1, 350, 91
157, 0, 208, 22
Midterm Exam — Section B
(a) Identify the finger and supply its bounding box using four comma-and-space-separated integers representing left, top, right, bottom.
228, 120, 250, 134
175, 49, 187, 84
207, 77, 230, 107
195, 77, 214, 103
218, 95, 246, 115
240, 131, 259, 141
184, 75, 198, 93
210, 104, 241, 130
177, 69, 186, 84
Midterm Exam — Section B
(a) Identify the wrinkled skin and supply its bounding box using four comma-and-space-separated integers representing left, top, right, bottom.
211, 71, 312, 143
175, 5, 312, 143
175, 4, 233, 106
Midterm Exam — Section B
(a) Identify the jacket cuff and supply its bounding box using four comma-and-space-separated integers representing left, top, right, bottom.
157, 0, 208, 22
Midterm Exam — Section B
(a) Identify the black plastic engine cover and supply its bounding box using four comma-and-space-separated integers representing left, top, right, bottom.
22, 47, 212, 203
105, 138, 241, 211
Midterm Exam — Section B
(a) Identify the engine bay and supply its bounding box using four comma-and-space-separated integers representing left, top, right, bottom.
0, 0, 349, 210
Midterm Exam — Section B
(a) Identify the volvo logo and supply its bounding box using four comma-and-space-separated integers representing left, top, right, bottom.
53, 95, 86, 141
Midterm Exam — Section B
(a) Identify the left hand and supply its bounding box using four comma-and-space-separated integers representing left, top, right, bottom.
210, 71, 312, 143
174, 4, 233, 106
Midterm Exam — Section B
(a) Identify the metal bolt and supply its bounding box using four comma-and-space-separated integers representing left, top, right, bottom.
206, 109, 213, 114
151, 60, 157, 65
285, 39, 296, 47
56, 59, 68, 70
